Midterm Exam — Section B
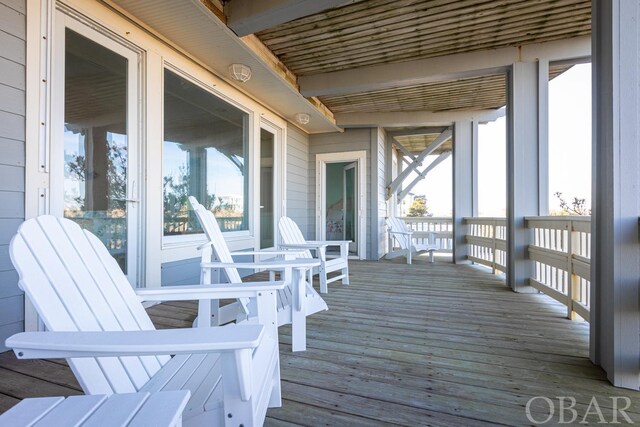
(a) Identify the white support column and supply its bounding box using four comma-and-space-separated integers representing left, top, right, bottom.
453, 121, 473, 264
471, 120, 479, 216
590, 0, 640, 390
507, 62, 540, 292
538, 59, 550, 215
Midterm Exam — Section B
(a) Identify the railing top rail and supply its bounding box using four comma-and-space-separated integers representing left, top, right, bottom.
524, 215, 591, 222
398, 216, 452, 221
463, 217, 507, 223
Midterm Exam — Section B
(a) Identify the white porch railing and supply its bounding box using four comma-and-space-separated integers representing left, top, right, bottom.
463, 216, 591, 322
398, 216, 453, 252
526, 216, 591, 321
464, 217, 507, 273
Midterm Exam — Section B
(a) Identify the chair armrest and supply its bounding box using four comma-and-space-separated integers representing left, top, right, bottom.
7, 326, 264, 359
280, 243, 328, 250
229, 250, 306, 257
136, 281, 286, 302
201, 259, 319, 271
306, 240, 351, 246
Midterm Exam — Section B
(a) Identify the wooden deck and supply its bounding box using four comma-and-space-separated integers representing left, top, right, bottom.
1, 257, 639, 425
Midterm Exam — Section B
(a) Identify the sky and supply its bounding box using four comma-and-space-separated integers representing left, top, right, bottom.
409, 63, 592, 217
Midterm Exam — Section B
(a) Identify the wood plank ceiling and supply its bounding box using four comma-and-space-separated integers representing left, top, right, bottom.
249, 0, 590, 118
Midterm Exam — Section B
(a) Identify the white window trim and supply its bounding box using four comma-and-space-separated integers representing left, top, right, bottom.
26, 0, 290, 284
160, 63, 255, 248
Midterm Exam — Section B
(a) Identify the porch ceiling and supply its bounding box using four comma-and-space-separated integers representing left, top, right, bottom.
254, 0, 591, 76
243, 0, 591, 125
392, 132, 453, 155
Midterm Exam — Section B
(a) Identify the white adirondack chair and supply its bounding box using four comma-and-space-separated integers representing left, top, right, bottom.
386, 217, 438, 264
6, 215, 295, 427
189, 197, 327, 352
278, 217, 350, 294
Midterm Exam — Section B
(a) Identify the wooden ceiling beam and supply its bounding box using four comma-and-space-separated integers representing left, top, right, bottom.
300, 36, 590, 97
338, 109, 505, 128
225, 0, 355, 37
387, 128, 448, 138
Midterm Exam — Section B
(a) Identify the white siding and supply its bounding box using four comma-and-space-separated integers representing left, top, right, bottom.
0, 0, 25, 351
286, 125, 311, 238
374, 128, 387, 259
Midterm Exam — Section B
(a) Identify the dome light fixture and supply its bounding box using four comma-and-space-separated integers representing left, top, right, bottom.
295, 113, 310, 125
228, 63, 252, 83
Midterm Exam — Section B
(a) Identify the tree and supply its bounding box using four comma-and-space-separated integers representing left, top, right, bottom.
407, 197, 430, 217
554, 192, 591, 215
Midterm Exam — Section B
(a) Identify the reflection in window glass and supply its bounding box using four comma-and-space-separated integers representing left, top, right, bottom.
63, 29, 129, 273
163, 69, 249, 235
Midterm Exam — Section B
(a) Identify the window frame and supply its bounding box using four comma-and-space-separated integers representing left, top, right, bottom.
160, 63, 255, 249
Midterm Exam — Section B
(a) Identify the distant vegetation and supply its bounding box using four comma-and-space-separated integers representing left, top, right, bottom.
407, 197, 431, 217
553, 192, 591, 216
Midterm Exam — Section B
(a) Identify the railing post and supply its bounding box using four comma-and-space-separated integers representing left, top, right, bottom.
491, 220, 497, 274
566, 220, 574, 319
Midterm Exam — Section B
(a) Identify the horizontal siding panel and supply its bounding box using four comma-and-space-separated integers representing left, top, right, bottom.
0, 30, 25, 64
0, 3, 25, 40
0, 244, 10, 271
0, 165, 24, 192
0, 84, 24, 115
0, 0, 25, 14
161, 258, 200, 286
0, 110, 24, 140
0, 218, 21, 244
0, 137, 24, 167
287, 199, 309, 210
287, 181, 307, 193
0, 294, 23, 323
287, 145, 307, 160
287, 165, 307, 178
0, 191, 24, 218
0, 321, 23, 352
0, 56, 25, 90
0, 269, 20, 298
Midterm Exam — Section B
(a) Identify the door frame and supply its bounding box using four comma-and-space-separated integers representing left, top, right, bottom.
316, 151, 367, 260
49, 9, 143, 288
258, 119, 286, 251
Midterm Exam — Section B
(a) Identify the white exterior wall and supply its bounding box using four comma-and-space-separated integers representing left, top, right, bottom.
286, 124, 312, 238
309, 128, 379, 259
0, 0, 25, 351
373, 128, 387, 259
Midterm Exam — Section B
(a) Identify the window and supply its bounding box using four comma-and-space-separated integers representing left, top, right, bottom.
163, 69, 249, 235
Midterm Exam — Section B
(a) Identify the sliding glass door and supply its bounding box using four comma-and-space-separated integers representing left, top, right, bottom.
52, 13, 141, 285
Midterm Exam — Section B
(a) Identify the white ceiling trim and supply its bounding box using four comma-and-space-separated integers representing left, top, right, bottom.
337, 109, 506, 127
107, 0, 341, 133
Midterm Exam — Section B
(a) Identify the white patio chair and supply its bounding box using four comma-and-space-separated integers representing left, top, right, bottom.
386, 217, 439, 264
278, 216, 350, 294
189, 197, 327, 352
6, 215, 294, 427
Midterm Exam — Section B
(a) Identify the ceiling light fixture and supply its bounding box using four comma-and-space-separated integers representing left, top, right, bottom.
228, 63, 252, 83
295, 113, 310, 125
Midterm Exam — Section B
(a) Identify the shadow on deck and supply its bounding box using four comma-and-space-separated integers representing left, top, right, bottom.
0, 257, 639, 425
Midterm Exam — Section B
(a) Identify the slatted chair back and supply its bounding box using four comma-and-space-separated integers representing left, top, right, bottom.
278, 217, 313, 258
188, 197, 252, 315
188, 197, 243, 284
386, 217, 411, 250
9, 216, 170, 396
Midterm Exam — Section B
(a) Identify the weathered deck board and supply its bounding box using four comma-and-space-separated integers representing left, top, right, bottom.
0, 257, 638, 425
